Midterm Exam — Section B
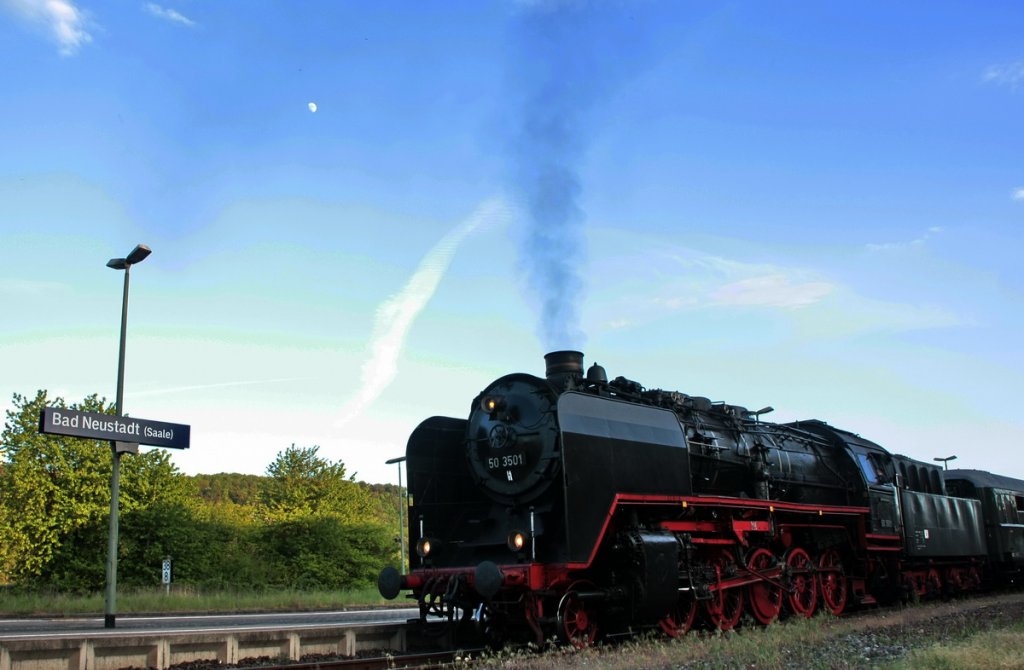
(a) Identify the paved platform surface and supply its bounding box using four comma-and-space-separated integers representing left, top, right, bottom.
0, 608, 419, 640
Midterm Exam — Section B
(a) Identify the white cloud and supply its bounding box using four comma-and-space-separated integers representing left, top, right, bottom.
1013, 187, 1024, 202
334, 199, 512, 427
982, 61, 1024, 89
0, 278, 70, 296
144, 2, 195, 27
584, 228, 968, 341
866, 226, 942, 252
128, 378, 305, 399
671, 252, 835, 309
711, 274, 834, 309
1, 0, 92, 55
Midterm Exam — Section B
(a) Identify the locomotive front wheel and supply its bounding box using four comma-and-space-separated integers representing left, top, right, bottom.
659, 596, 698, 637
746, 548, 782, 625
817, 549, 848, 615
785, 547, 818, 617
473, 604, 507, 649
705, 549, 744, 631
557, 590, 598, 648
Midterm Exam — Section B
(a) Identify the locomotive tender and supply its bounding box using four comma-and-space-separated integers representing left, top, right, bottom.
378, 351, 1024, 646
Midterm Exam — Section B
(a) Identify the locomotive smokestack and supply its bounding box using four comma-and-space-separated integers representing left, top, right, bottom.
545, 350, 584, 391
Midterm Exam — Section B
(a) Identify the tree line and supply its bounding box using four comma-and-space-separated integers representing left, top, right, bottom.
0, 390, 402, 593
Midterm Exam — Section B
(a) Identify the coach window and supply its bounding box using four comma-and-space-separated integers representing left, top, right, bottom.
857, 453, 880, 485
999, 493, 1016, 522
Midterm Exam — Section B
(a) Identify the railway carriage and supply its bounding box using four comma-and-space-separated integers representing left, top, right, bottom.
943, 469, 1024, 582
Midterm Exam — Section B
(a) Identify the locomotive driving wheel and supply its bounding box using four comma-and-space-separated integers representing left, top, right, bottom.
704, 549, 744, 631
557, 583, 598, 648
784, 547, 818, 617
746, 547, 782, 625
817, 548, 848, 615
659, 595, 699, 637
925, 568, 943, 599
944, 566, 964, 594
965, 565, 982, 591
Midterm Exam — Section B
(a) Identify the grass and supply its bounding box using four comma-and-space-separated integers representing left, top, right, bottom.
475, 593, 1024, 670
891, 619, 1024, 670
475, 614, 846, 670
0, 585, 396, 617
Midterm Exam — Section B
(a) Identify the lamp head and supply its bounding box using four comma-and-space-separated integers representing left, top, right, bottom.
107, 244, 151, 270
126, 244, 151, 265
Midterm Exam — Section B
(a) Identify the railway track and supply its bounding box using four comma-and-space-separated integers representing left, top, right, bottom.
93, 589, 1024, 670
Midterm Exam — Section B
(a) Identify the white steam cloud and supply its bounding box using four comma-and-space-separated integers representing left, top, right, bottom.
335, 199, 511, 427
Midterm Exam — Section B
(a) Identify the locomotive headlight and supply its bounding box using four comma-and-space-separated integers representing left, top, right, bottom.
480, 395, 507, 415
507, 531, 526, 552
416, 538, 433, 558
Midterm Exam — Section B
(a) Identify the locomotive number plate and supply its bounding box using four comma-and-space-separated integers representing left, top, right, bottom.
488, 453, 526, 469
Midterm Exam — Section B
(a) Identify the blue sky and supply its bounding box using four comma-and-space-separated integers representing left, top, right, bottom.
1, 1, 1022, 485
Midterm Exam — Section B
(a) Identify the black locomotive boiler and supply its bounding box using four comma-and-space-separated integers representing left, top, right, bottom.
378, 351, 1015, 646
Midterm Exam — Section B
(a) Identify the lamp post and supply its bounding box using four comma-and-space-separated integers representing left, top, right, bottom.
104, 244, 151, 629
385, 456, 407, 575
934, 455, 957, 471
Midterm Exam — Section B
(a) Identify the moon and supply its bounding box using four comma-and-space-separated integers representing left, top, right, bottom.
308, 102, 317, 113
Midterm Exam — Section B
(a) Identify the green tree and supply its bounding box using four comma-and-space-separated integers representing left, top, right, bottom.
259, 518, 393, 589
255, 446, 395, 589
191, 472, 263, 526
0, 390, 193, 588
259, 445, 376, 524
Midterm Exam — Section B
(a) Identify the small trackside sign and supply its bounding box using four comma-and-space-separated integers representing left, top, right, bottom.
39, 407, 190, 450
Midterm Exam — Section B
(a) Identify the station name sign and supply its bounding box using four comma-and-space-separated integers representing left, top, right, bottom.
39, 407, 190, 450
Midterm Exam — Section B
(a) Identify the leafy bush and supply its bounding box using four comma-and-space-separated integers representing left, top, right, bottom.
258, 516, 392, 590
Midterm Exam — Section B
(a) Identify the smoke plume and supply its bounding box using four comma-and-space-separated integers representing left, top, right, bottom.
504, 2, 646, 351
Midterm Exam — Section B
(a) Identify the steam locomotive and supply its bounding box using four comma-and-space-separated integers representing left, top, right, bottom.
378, 351, 1024, 646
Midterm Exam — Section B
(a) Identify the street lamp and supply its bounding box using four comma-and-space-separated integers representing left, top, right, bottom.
103, 243, 150, 629
385, 456, 407, 575
934, 455, 957, 471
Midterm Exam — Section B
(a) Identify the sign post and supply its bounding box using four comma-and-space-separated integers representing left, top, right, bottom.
162, 556, 172, 596
38, 406, 189, 625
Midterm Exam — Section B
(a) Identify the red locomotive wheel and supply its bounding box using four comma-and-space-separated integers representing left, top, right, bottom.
659, 596, 698, 637
746, 547, 782, 625
966, 566, 982, 591
705, 549, 744, 631
817, 549, 848, 615
557, 589, 598, 648
785, 547, 818, 617
944, 566, 964, 593
926, 568, 943, 599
